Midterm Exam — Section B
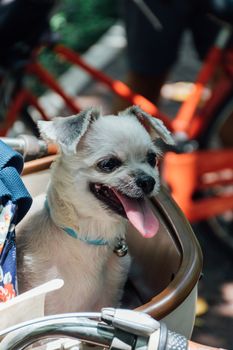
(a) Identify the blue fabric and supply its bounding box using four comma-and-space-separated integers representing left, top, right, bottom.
0, 201, 17, 301
0, 140, 32, 224
0, 140, 32, 301
0, 140, 23, 174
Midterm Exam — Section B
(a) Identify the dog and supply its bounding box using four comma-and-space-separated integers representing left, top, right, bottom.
17, 105, 174, 315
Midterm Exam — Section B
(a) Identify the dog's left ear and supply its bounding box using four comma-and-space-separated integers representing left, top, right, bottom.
38, 108, 100, 154
120, 105, 175, 145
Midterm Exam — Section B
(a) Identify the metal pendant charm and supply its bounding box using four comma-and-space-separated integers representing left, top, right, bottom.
114, 238, 128, 257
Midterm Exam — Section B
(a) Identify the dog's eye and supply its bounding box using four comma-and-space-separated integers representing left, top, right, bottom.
147, 152, 158, 167
97, 157, 122, 172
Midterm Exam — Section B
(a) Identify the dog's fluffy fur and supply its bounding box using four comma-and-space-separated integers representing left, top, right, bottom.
17, 106, 174, 315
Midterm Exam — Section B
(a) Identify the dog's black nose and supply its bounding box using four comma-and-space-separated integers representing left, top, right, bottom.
136, 174, 155, 194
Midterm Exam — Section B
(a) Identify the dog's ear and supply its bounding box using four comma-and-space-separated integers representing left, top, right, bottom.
120, 105, 175, 145
38, 108, 100, 154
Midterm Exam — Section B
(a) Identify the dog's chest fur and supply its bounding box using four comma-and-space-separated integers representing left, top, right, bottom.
17, 197, 130, 314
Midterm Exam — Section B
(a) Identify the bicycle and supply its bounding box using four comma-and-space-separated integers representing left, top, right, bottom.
0, 1, 233, 250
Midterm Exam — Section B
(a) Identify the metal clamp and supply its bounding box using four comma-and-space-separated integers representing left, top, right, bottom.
101, 308, 160, 337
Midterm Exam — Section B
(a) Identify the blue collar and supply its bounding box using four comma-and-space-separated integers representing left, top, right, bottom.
63, 226, 109, 245
44, 198, 109, 246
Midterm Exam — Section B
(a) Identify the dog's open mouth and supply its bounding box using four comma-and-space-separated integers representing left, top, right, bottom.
90, 183, 159, 238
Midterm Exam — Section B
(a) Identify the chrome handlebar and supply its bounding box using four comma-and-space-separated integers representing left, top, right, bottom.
0, 309, 188, 350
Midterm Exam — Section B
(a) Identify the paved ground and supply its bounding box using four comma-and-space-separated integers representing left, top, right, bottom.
75, 31, 233, 349
193, 224, 233, 349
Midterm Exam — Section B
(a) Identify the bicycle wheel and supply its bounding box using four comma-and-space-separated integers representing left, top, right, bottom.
199, 94, 233, 252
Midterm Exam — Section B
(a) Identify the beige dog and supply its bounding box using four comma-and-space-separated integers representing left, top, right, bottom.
17, 106, 174, 315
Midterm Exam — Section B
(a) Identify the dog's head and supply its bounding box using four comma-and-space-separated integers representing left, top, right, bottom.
38, 106, 174, 238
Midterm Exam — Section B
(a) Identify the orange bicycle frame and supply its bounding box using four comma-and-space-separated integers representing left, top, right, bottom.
163, 29, 233, 222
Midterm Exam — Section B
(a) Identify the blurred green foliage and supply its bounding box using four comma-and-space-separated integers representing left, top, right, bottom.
38, 0, 119, 81
51, 0, 119, 52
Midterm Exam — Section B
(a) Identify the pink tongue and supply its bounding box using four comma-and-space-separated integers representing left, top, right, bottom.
113, 190, 159, 238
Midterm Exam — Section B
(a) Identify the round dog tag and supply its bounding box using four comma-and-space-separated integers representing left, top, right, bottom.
114, 238, 128, 257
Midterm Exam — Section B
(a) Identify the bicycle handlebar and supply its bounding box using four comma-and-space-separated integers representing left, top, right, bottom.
0, 308, 227, 350
0, 135, 58, 158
